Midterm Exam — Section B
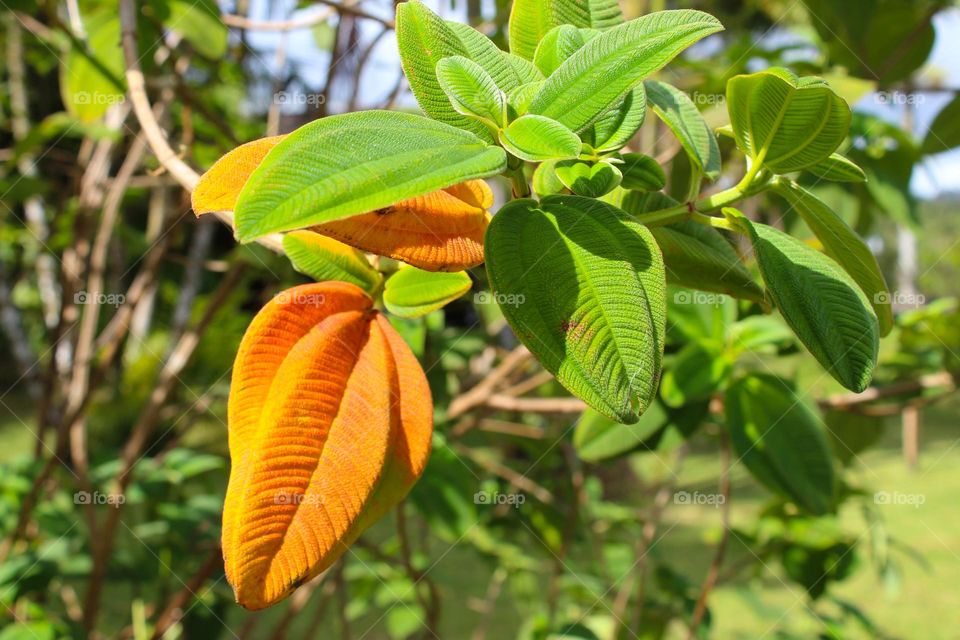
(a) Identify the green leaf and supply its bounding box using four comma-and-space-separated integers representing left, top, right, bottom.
436, 56, 506, 126
158, 0, 227, 59
725, 374, 836, 515
729, 210, 879, 392
508, 0, 623, 61
234, 110, 506, 240
507, 81, 545, 118
527, 11, 723, 133
444, 20, 525, 91
532, 160, 567, 197
644, 80, 721, 180
396, 0, 494, 142
772, 180, 893, 336
573, 404, 667, 462
584, 87, 647, 153
499, 115, 582, 162
729, 315, 795, 353
59, 14, 126, 123
921, 94, 960, 155
485, 195, 666, 423
619, 153, 666, 191
503, 53, 545, 84
533, 25, 586, 77
553, 160, 622, 197
805, 153, 867, 183
726, 68, 851, 173
383, 268, 472, 318
622, 193, 765, 303
659, 341, 731, 408
282, 231, 382, 294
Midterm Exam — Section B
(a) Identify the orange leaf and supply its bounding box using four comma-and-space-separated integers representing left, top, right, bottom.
192, 136, 285, 215
222, 282, 433, 609
313, 179, 493, 271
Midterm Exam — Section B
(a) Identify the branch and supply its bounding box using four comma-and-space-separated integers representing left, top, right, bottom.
687, 435, 732, 638
118, 0, 284, 253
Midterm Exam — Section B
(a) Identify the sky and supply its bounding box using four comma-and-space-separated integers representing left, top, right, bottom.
227, 0, 960, 199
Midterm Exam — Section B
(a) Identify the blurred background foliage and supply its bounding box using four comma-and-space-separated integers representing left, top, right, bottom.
0, 0, 958, 638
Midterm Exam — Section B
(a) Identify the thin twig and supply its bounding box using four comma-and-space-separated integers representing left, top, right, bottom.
686, 435, 732, 639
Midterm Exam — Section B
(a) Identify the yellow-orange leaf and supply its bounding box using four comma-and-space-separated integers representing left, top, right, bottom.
313, 180, 493, 271
192, 136, 285, 215
222, 282, 433, 610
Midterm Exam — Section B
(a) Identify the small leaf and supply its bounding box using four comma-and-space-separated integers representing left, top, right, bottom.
507, 81, 546, 118
585, 87, 647, 152
726, 68, 851, 173
730, 209, 879, 392
233, 111, 505, 241
527, 11, 723, 132
773, 180, 892, 335
499, 114, 582, 162
553, 160, 622, 197
314, 180, 493, 272
444, 20, 525, 91
533, 25, 586, 77
532, 160, 567, 197
384, 268, 472, 318
436, 56, 507, 126
282, 231, 382, 294
805, 153, 867, 183
59, 14, 126, 123
396, 0, 494, 141
223, 282, 432, 609
726, 374, 835, 515
192, 136, 285, 215
660, 341, 731, 408
508, 0, 623, 61
485, 195, 666, 423
644, 80, 721, 180
622, 193, 765, 303
619, 153, 666, 191
573, 404, 667, 462
921, 94, 960, 155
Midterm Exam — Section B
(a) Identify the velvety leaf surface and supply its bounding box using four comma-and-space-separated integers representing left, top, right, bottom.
485, 195, 666, 423
554, 161, 622, 197
644, 80, 721, 180
527, 11, 723, 132
585, 87, 647, 152
233, 112, 505, 241
805, 153, 867, 183
192, 136, 285, 215
773, 181, 892, 335
508, 0, 623, 61
499, 114, 582, 162
313, 180, 493, 272
619, 153, 666, 191
436, 56, 506, 125
726, 68, 850, 173
223, 282, 432, 609
734, 211, 879, 392
281, 231, 382, 294
384, 268, 472, 318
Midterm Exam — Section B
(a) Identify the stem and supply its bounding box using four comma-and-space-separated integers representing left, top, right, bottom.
509, 168, 531, 198
690, 211, 739, 232
632, 185, 746, 227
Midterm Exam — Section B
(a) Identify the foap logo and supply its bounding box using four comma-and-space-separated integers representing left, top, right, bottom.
673, 290, 727, 307
673, 490, 726, 507
274, 92, 326, 108
74, 491, 125, 508
273, 290, 327, 306
874, 491, 925, 508
75, 291, 125, 307
475, 291, 526, 307
74, 91, 125, 106
874, 291, 925, 308
473, 490, 526, 508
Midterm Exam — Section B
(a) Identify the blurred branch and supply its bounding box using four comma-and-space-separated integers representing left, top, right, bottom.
687, 434, 732, 639
447, 346, 531, 418
83, 262, 247, 631
150, 545, 224, 639
118, 0, 284, 253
